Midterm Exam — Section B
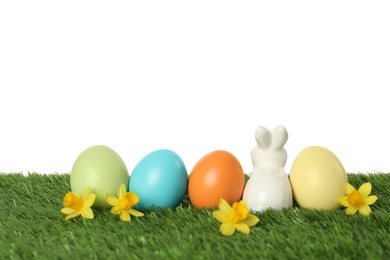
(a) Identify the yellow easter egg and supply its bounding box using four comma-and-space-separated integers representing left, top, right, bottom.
290, 146, 348, 210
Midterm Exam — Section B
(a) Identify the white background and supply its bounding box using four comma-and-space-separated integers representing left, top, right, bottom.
1, 1, 389, 175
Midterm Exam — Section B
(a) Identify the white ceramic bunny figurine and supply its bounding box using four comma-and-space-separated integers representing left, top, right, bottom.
243, 125, 293, 212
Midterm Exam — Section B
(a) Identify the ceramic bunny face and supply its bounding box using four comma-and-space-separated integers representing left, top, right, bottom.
251, 125, 288, 172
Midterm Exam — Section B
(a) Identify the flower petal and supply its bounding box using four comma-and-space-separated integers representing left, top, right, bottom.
365, 195, 378, 205
84, 193, 96, 208
240, 200, 248, 206
240, 214, 259, 227
81, 187, 91, 200
235, 223, 250, 234
358, 182, 372, 198
212, 210, 229, 223
111, 206, 122, 215
220, 222, 235, 236
65, 212, 80, 220
218, 199, 232, 213
345, 183, 356, 195
61, 207, 76, 215
346, 206, 358, 215
118, 183, 126, 200
81, 208, 94, 219
120, 210, 131, 222
129, 209, 144, 217
104, 194, 119, 206
359, 205, 371, 216
128, 192, 140, 206
338, 196, 349, 207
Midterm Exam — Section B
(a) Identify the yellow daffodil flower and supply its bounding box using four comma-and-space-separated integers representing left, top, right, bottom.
61, 187, 96, 220
104, 183, 144, 222
212, 199, 259, 236
338, 182, 378, 216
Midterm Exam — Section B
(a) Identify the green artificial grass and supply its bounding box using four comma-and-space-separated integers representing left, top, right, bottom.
0, 173, 389, 259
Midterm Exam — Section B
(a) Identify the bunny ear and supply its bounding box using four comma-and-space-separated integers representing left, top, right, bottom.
255, 126, 272, 149
270, 125, 288, 150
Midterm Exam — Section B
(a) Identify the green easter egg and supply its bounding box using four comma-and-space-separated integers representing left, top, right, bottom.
70, 145, 129, 208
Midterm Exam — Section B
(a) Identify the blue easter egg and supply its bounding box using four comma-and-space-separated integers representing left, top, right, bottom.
129, 149, 188, 209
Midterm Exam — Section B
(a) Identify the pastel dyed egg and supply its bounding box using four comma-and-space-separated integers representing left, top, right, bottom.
129, 149, 188, 210
188, 150, 245, 209
289, 146, 348, 210
70, 145, 129, 208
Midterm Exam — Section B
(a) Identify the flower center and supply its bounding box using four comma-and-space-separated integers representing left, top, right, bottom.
347, 190, 364, 207
63, 192, 84, 211
229, 201, 249, 223
119, 192, 139, 210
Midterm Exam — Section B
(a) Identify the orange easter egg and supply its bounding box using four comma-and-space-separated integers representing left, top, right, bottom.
188, 150, 245, 209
